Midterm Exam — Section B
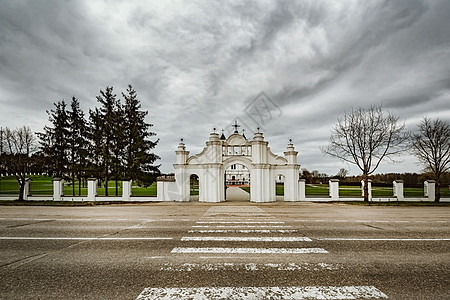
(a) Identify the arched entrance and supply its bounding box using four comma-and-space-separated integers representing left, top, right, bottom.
275, 174, 285, 201
224, 162, 250, 201
189, 174, 199, 201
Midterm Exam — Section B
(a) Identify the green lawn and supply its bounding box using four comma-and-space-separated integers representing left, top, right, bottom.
0, 176, 157, 197
1, 176, 449, 199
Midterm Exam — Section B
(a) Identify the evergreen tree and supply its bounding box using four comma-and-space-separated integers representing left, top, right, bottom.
68, 97, 89, 196
122, 85, 160, 185
94, 86, 121, 196
37, 101, 70, 177
88, 107, 104, 181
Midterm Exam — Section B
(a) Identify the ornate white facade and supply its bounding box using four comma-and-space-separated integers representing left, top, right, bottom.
170, 128, 301, 202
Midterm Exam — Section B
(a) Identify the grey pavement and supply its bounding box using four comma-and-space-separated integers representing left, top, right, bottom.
0, 202, 449, 299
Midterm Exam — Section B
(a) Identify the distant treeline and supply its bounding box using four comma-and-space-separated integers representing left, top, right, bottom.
301, 170, 450, 188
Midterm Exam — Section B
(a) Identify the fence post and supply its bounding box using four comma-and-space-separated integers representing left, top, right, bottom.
298, 179, 306, 201
52, 177, 63, 201
329, 179, 339, 200
393, 180, 404, 201
424, 180, 435, 202
23, 178, 32, 200
87, 178, 98, 201
122, 180, 132, 200
361, 179, 372, 201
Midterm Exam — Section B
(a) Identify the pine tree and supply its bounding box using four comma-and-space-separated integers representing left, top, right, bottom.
68, 97, 89, 196
94, 87, 121, 196
37, 101, 70, 177
122, 85, 160, 186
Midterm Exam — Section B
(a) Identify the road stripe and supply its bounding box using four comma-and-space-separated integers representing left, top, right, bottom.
317, 238, 450, 241
196, 221, 284, 224
159, 262, 340, 271
188, 229, 298, 233
191, 225, 291, 228
0, 237, 173, 240
181, 236, 312, 242
136, 286, 387, 299
171, 247, 328, 254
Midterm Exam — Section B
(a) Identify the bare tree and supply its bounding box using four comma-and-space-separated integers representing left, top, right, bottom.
336, 168, 349, 179
411, 118, 450, 202
2, 126, 38, 201
322, 105, 409, 201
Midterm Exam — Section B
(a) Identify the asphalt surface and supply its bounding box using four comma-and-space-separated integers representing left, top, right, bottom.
0, 202, 449, 299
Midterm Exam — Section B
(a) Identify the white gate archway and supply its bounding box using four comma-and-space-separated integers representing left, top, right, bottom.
173, 127, 300, 202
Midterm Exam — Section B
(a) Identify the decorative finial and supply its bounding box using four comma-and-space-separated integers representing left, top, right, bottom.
212, 127, 217, 133
232, 120, 240, 133
180, 138, 184, 143
289, 138, 293, 144
257, 126, 260, 133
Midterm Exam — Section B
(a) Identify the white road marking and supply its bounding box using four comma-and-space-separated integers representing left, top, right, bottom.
171, 247, 328, 254
181, 236, 312, 242
159, 262, 340, 271
196, 221, 284, 224
0, 237, 173, 240
136, 286, 388, 299
191, 225, 291, 228
188, 229, 298, 233
317, 238, 450, 241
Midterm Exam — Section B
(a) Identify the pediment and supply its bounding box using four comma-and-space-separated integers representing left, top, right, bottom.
225, 133, 248, 146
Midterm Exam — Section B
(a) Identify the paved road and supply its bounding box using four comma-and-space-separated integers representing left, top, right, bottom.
0, 202, 449, 299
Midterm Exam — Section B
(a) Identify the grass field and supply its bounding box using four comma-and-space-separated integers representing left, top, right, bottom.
1, 176, 449, 199
0, 176, 157, 197
240, 183, 450, 198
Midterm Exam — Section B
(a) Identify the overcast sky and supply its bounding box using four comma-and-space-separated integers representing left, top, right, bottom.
1, 0, 449, 176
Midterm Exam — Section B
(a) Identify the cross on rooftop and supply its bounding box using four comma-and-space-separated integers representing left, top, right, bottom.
232, 120, 240, 133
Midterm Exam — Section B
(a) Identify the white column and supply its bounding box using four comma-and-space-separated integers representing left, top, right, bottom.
424, 180, 435, 202
329, 179, 339, 200
87, 178, 98, 201
393, 180, 404, 201
53, 177, 63, 201
23, 178, 32, 200
122, 180, 132, 200
298, 179, 306, 201
361, 179, 372, 200
250, 165, 272, 202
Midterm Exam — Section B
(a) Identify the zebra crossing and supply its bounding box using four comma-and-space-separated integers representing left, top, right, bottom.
136, 206, 388, 299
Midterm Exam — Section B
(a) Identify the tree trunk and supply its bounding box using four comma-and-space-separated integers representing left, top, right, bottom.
363, 174, 369, 202
78, 176, 82, 196
115, 179, 118, 196
435, 182, 441, 202
18, 180, 25, 202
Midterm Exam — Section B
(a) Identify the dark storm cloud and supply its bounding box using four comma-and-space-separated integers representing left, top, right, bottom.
0, 0, 449, 175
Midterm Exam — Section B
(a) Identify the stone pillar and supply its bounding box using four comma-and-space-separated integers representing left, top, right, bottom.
202, 164, 224, 203
424, 180, 435, 202
87, 178, 98, 201
53, 177, 64, 201
122, 180, 132, 200
283, 142, 300, 201
298, 179, 306, 201
361, 179, 372, 201
329, 179, 339, 200
250, 131, 272, 203
157, 176, 177, 201
174, 140, 190, 202
393, 180, 404, 201
23, 178, 32, 200
250, 165, 272, 202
